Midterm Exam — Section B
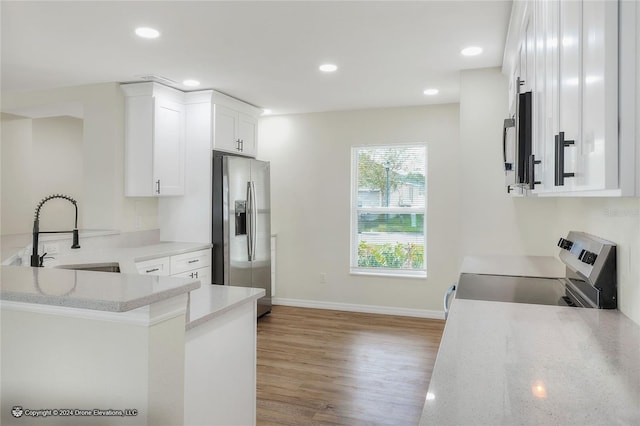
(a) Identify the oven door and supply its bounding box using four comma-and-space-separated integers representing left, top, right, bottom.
455, 273, 570, 307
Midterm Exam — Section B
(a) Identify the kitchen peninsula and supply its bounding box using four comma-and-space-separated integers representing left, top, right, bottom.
0, 264, 264, 426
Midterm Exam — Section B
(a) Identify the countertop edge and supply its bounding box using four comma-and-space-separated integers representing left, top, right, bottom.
186, 288, 265, 331
0, 280, 201, 313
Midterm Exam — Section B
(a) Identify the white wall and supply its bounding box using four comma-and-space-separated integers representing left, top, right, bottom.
1, 83, 158, 234
1, 113, 33, 233
259, 104, 461, 315
458, 68, 559, 256
260, 67, 640, 327
551, 199, 640, 325
1, 115, 85, 232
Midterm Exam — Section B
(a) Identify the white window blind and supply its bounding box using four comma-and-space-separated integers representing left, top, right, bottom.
351, 144, 427, 277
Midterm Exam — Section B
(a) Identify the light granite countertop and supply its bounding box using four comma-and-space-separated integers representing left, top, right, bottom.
0, 265, 200, 312
419, 299, 640, 425
186, 285, 265, 330
420, 254, 640, 425
37, 241, 212, 274
1, 238, 264, 330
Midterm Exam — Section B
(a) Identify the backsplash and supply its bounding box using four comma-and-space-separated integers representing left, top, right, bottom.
552, 198, 640, 326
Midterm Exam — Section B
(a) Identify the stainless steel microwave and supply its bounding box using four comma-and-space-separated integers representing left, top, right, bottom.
503, 88, 532, 193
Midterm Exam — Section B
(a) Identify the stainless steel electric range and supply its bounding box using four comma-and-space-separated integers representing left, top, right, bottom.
445, 232, 617, 317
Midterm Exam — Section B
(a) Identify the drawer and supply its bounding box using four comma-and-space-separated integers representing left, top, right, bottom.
172, 266, 211, 284
136, 257, 171, 276
171, 249, 211, 275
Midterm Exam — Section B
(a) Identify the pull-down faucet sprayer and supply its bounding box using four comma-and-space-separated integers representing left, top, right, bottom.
30, 194, 81, 267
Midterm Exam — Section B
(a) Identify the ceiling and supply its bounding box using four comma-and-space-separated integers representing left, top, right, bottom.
1, 1, 512, 115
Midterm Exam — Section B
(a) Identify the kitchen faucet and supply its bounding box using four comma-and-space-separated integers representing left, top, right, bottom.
30, 194, 81, 267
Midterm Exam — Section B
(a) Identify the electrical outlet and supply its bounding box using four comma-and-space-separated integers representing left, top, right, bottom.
320, 273, 327, 284
43, 243, 59, 254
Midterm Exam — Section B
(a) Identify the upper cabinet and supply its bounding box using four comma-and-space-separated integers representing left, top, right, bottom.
503, 0, 637, 196
122, 82, 185, 196
212, 92, 259, 157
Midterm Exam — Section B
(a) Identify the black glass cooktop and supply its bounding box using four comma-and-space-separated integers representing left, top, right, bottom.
456, 273, 569, 306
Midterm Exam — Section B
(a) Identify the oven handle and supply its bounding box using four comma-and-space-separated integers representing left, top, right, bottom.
444, 284, 456, 320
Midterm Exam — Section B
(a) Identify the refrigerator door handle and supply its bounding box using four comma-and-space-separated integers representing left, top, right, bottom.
246, 182, 253, 261
251, 181, 258, 261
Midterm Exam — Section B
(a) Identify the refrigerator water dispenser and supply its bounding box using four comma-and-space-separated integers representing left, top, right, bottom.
235, 200, 247, 235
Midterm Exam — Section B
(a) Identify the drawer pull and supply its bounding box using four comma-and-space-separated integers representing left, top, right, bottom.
146, 268, 160, 273
190, 272, 199, 279
188, 259, 199, 264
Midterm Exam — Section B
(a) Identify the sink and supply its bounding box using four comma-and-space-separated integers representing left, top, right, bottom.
55, 263, 121, 273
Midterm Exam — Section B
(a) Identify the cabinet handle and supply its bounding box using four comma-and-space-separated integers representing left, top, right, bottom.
146, 267, 160, 273
240, 139, 244, 152
527, 154, 541, 190
156, 180, 161, 194
188, 259, 199, 264
554, 132, 575, 186
236, 139, 242, 151
189, 272, 199, 279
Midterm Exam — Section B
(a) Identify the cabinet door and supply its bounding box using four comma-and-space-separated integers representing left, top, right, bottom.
530, 0, 545, 192
213, 104, 240, 154
238, 113, 257, 157
172, 266, 211, 285
154, 98, 185, 196
556, 0, 581, 192
533, 0, 558, 194
579, 0, 618, 191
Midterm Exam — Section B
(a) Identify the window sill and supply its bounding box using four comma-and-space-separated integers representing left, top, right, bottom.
350, 269, 427, 279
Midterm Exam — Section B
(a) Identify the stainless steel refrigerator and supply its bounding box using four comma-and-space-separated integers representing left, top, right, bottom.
212, 151, 271, 317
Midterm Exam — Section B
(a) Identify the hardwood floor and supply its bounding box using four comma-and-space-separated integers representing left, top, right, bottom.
256, 306, 445, 426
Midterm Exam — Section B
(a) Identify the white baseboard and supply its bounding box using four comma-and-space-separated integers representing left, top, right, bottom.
272, 298, 445, 320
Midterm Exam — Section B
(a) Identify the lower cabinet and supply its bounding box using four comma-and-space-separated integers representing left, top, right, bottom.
135, 248, 212, 284
184, 300, 257, 426
172, 267, 210, 283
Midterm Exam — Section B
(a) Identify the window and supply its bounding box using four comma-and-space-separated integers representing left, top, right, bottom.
351, 144, 427, 277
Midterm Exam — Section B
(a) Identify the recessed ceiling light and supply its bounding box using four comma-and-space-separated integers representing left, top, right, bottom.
135, 27, 160, 39
461, 46, 483, 56
182, 79, 200, 87
262, 109, 272, 115
319, 64, 338, 73
423, 88, 439, 96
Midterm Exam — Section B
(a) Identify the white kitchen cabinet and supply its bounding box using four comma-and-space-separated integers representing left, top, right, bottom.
212, 92, 259, 157
504, 0, 626, 196
122, 82, 186, 196
135, 248, 212, 284
544, 0, 618, 194
159, 90, 262, 246
171, 249, 211, 284
172, 266, 210, 284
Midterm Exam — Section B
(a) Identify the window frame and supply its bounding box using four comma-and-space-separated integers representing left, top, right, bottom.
350, 143, 428, 278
